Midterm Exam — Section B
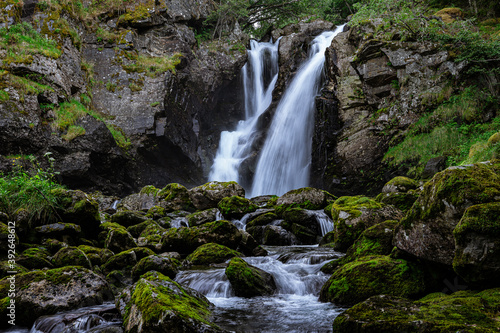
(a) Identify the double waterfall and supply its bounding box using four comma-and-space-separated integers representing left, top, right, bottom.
210, 26, 344, 196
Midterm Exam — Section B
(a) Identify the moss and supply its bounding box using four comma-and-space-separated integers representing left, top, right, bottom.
77, 245, 113, 266
218, 196, 258, 219
131, 255, 180, 280
145, 206, 167, 219
186, 243, 242, 266
17, 247, 54, 270
53, 246, 91, 268
117, 1, 153, 26
157, 183, 195, 212
139, 185, 159, 196
102, 247, 154, 273
319, 255, 426, 305
383, 176, 418, 192
453, 202, 500, 241
375, 192, 418, 212
225, 257, 276, 297
246, 212, 278, 228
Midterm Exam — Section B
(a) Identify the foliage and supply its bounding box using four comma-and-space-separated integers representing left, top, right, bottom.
122, 52, 182, 77
0, 22, 61, 63
61, 125, 86, 141
0, 153, 65, 225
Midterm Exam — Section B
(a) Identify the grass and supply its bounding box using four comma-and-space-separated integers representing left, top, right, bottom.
0, 22, 61, 63
52, 100, 89, 131
62, 125, 86, 141
122, 53, 182, 77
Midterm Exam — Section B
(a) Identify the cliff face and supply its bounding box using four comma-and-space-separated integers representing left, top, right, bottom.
311, 21, 466, 195
0, 0, 247, 195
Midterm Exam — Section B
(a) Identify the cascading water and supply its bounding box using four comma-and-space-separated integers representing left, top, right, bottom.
209, 38, 280, 184
251, 25, 345, 197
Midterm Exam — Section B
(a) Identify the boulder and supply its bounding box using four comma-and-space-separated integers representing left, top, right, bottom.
394, 162, 500, 265
218, 196, 258, 219
0, 266, 113, 327
161, 220, 242, 255
131, 254, 180, 280
136, 222, 167, 251
276, 187, 334, 210
53, 246, 92, 269
110, 210, 148, 227
187, 208, 220, 227
188, 181, 245, 210
16, 247, 53, 270
118, 188, 158, 212
319, 255, 425, 305
225, 257, 276, 297
157, 183, 196, 212
0, 260, 28, 279
116, 271, 220, 333
332, 290, 500, 332
35, 222, 82, 244
77, 245, 114, 266
453, 202, 500, 287
263, 225, 297, 246
245, 211, 279, 228
331, 196, 402, 251
0, 222, 16, 253
375, 191, 419, 212
105, 227, 137, 253
185, 243, 242, 266
237, 230, 268, 257
381, 176, 418, 193
102, 247, 155, 275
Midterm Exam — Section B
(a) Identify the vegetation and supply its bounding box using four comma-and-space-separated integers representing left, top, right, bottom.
0, 153, 65, 225
122, 52, 182, 77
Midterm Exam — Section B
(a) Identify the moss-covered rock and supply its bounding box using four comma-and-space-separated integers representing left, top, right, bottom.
161, 220, 242, 255
16, 247, 54, 270
375, 191, 418, 212
131, 254, 181, 280
137, 222, 167, 251
105, 227, 137, 253
276, 187, 335, 210
188, 181, 245, 211
126, 221, 152, 237
0, 260, 28, 279
218, 196, 258, 219
52, 246, 92, 269
116, 271, 220, 333
263, 225, 296, 246
395, 162, 500, 265
0, 266, 113, 327
245, 211, 279, 228
319, 255, 425, 305
225, 257, 276, 298
0, 222, 17, 254
238, 230, 268, 256
187, 208, 219, 227
332, 289, 500, 332
331, 196, 402, 251
381, 176, 418, 193
110, 210, 147, 227
434, 7, 464, 24
453, 202, 500, 287
34, 222, 82, 244
157, 183, 196, 212
102, 247, 155, 274
77, 245, 114, 266
318, 230, 336, 248
185, 243, 242, 266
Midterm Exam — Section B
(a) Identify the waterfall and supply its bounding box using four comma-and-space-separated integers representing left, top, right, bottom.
251, 25, 345, 197
208, 38, 280, 184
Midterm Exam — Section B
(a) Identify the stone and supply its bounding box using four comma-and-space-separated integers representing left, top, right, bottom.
185, 243, 242, 266
16, 247, 54, 270
110, 210, 148, 227
52, 246, 92, 269
381, 176, 418, 193
225, 257, 276, 298
422, 156, 447, 179
105, 227, 137, 253
77, 245, 114, 266
157, 183, 196, 212
101, 247, 155, 275
187, 208, 219, 227
131, 254, 180, 280
218, 196, 258, 219
188, 181, 245, 210
276, 187, 335, 210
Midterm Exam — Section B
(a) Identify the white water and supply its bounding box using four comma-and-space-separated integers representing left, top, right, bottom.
209, 38, 280, 184
251, 26, 345, 197
175, 245, 345, 332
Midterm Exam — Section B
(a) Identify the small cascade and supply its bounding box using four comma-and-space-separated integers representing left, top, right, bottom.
251, 25, 345, 197
175, 269, 233, 298
309, 210, 335, 236
209, 38, 280, 184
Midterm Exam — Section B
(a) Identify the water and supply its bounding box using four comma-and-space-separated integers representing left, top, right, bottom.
209, 38, 280, 184
251, 25, 345, 197
175, 245, 345, 332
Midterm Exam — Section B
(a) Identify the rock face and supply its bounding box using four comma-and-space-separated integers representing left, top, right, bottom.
0, 266, 113, 326
311, 20, 466, 195
394, 162, 500, 265
117, 271, 221, 333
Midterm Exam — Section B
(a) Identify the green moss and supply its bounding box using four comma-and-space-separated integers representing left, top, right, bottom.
118, 1, 152, 25
453, 202, 500, 241
225, 257, 276, 297
139, 185, 159, 196
375, 191, 418, 212
0, 90, 9, 102
53, 247, 91, 268
320, 255, 426, 305
218, 196, 257, 219
186, 243, 242, 266
246, 212, 278, 228
132, 255, 180, 280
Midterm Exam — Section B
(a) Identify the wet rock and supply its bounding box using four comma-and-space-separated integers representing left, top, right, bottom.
453, 202, 500, 287
16, 247, 54, 270
105, 227, 137, 253
131, 254, 180, 280
0, 266, 113, 327
185, 243, 242, 266
381, 176, 418, 193
187, 208, 220, 227
35, 222, 82, 244
77, 245, 114, 267
218, 196, 258, 219
225, 257, 276, 298
237, 230, 268, 257
320, 255, 425, 305
157, 183, 196, 212
394, 162, 500, 266
189, 181, 245, 210
422, 156, 447, 179
332, 290, 500, 332
276, 187, 334, 210
116, 271, 220, 333
53, 246, 92, 269
246, 212, 279, 228
263, 225, 297, 246
110, 210, 148, 227
101, 247, 155, 275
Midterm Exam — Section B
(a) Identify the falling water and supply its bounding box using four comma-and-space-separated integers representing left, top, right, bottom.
251, 25, 345, 197
209, 38, 280, 183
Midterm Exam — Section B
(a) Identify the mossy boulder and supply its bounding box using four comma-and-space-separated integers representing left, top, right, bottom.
453, 202, 500, 287
34, 222, 82, 244
188, 181, 245, 210
218, 196, 258, 219
245, 211, 279, 228
110, 210, 147, 227
225, 257, 276, 298
282, 208, 319, 231
331, 196, 402, 251
157, 183, 196, 212
119, 186, 159, 212
332, 289, 500, 332
52, 246, 92, 269
381, 176, 418, 193
276, 187, 335, 210
16, 247, 54, 270
263, 225, 296, 246
105, 227, 137, 253
319, 255, 425, 305
0, 260, 28, 279
187, 208, 219, 227
126, 221, 152, 237
238, 230, 268, 256
77, 245, 114, 266
185, 243, 243, 266
375, 191, 418, 212
434, 7, 464, 24
102, 247, 155, 274
116, 271, 220, 333
161, 220, 242, 255
131, 254, 181, 280
0, 222, 17, 254
0, 266, 113, 327
136, 222, 167, 251
395, 162, 500, 265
